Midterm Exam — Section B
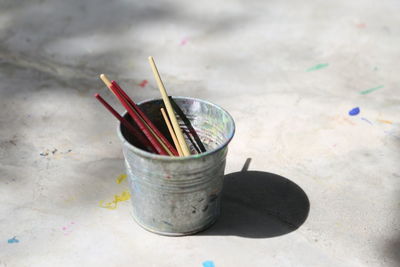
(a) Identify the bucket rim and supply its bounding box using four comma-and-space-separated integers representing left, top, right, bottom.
117, 96, 235, 161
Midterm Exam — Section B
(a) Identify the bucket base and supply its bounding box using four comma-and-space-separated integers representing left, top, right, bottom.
131, 213, 218, 236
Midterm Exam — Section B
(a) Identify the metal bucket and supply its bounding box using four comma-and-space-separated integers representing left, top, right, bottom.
118, 97, 235, 236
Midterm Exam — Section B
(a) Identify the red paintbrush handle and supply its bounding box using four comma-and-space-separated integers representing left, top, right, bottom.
108, 84, 168, 155
94, 94, 156, 153
111, 81, 179, 156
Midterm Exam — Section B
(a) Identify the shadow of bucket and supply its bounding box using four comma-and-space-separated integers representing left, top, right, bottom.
201, 168, 310, 238
118, 97, 235, 236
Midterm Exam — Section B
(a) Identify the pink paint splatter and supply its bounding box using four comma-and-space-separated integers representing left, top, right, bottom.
356, 23, 366, 29
180, 38, 189, 46
62, 222, 76, 235
138, 80, 148, 87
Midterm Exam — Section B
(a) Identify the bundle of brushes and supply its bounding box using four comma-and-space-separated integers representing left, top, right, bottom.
94, 57, 206, 157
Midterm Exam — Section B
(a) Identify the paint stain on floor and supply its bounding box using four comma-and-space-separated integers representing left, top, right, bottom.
180, 37, 189, 46
7, 237, 19, 244
361, 117, 373, 125
356, 23, 366, 29
138, 80, 148, 87
202, 261, 215, 267
360, 85, 384, 95
61, 222, 75, 235
99, 191, 131, 210
306, 63, 329, 72
116, 174, 127, 184
378, 119, 393, 124
348, 107, 360, 116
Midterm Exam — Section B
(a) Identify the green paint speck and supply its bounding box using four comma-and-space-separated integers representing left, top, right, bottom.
306, 63, 329, 72
360, 85, 384, 95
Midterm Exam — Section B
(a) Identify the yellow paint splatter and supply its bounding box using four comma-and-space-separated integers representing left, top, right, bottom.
116, 174, 127, 184
99, 191, 131, 210
64, 196, 76, 203
377, 119, 393, 124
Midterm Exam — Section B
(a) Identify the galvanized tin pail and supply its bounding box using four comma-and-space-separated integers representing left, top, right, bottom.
118, 97, 235, 236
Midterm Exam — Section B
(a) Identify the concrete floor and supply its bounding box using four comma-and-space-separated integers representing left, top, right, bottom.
1, 0, 400, 266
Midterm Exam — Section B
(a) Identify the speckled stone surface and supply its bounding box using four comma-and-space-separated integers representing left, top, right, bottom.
1, 0, 399, 266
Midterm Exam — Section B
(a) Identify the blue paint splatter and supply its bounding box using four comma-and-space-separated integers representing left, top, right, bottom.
348, 107, 360, 116
7, 237, 19, 244
203, 261, 215, 267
